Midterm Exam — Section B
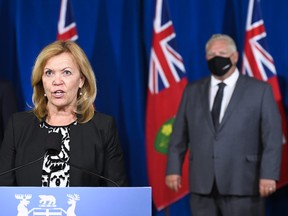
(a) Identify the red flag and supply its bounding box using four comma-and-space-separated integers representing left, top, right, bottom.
57, 0, 78, 41
146, 0, 189, 210
242, 0, 288, 188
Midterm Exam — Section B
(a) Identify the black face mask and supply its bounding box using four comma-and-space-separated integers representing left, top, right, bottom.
207, 56, 232, 77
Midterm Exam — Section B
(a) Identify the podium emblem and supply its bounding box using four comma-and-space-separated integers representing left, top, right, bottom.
15, 193, 80, 216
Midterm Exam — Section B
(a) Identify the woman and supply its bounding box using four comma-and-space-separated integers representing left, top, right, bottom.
0, 40, 128, 187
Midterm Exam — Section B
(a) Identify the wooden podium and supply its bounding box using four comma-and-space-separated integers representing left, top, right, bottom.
0, 186, 151, 215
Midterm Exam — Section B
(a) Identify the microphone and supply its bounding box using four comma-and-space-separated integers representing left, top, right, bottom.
45, 132, 62, 156
46, 132, 120, 187
0, 134, 56, 177
0, 155, 44, 177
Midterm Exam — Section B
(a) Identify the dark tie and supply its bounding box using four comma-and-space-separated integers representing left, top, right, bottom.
212, 82, 226, 129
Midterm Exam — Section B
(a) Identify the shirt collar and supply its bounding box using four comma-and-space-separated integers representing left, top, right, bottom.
211, 68, 239, 87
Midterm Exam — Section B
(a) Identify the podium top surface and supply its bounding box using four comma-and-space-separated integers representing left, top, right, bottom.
0, 186, 152, 215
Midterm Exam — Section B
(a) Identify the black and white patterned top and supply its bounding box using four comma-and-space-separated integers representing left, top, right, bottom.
40, 121, 77, 187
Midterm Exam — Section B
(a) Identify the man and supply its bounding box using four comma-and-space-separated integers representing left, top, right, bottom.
0, 80, 18, 141
165, 34, 282, 216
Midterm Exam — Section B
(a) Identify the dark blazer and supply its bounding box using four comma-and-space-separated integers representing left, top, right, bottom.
0, 80, 18, 141
0, 111, 128, 187
166, 74, 282, 196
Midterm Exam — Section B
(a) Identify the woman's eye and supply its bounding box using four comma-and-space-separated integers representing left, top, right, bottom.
45, 70, 53, 76
64, 70, 72, 75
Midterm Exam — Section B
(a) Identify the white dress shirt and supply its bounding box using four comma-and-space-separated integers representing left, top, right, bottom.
209, 69, 239, 123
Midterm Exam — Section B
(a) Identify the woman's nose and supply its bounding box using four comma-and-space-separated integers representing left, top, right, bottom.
52, 74, 64, 85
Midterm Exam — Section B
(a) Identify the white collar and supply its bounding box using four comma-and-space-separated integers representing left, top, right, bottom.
210, 68, 239, 87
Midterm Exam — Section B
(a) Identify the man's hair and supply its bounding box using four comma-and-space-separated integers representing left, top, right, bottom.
205, 34, 237, 53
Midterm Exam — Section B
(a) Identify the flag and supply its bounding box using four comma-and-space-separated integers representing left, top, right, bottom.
57, 0, 78, 41
242, 0, 288, 188
146, 0, 189, 210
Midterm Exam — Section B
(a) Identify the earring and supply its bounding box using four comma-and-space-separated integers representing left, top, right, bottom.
79, 92, 83, 96
44, 93, 47, 97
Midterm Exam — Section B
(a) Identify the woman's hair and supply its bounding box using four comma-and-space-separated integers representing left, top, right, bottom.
31, 40, 97, 123
205, 34, 237, 53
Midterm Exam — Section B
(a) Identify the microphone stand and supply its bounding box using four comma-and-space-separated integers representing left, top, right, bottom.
56, 156, 120, 187
0, 152, 48, 177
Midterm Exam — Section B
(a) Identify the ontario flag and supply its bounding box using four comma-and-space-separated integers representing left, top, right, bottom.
146, 0, 189, 210
242, 0, 288, 188
57, 0, 78, 41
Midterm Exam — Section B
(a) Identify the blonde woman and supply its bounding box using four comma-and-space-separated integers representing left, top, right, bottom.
0, 40, 128, 187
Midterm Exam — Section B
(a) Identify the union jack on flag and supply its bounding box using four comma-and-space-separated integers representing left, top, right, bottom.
148, 0, 186, 94
242, 0, 288, 189
242, 0, 275, 81
57, 0, 78, 41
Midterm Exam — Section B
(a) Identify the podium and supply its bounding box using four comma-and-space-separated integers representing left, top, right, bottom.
0, 186, 151, 215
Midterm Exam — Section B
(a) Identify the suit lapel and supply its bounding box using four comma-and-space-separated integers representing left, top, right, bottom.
218, 75, 247, 130
200, 77, 215, 132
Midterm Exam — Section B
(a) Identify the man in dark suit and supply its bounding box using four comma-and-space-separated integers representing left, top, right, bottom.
165, 34, 282, 216
0, 80, 18, 141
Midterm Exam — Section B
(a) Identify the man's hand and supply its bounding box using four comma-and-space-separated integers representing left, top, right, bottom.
259, 179, 276, 197
165, 174, 182, 192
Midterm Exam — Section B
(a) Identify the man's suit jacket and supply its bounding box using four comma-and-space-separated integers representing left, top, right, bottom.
0, 80, 18, 141
166, 74, 282, 196
0, 111, 128, 187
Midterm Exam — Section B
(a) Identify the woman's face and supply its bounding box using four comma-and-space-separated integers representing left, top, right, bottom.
42, 52, 84, 112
